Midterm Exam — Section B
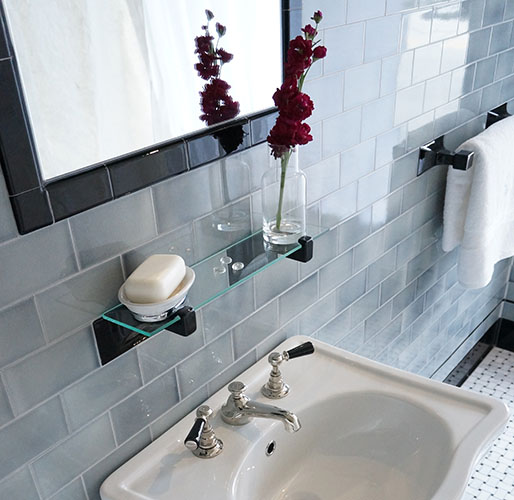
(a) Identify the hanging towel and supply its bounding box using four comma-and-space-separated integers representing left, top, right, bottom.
442, 115, 514, 289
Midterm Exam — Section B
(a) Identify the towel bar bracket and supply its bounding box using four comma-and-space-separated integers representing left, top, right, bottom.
486, 103, 511, 129
417, 136, 474, 176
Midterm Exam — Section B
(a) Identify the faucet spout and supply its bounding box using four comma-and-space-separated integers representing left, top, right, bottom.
242, 399, 301, 433
221, 381, 301, 432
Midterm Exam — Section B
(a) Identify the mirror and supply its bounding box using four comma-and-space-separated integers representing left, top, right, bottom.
2, 0, 283, 180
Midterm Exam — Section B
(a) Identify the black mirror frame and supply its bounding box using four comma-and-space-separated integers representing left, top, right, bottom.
0, 0, 293, 234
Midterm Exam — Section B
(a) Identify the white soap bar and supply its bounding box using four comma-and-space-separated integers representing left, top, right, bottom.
124, 254, 186, 304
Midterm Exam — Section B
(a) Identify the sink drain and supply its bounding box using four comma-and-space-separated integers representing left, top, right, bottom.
265, 440, 276, 456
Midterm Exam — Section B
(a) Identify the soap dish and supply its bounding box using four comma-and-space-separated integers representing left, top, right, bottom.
118, 267, 195, 322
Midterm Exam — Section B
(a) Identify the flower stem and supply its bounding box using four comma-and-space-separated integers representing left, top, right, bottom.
276, 150, 291, 232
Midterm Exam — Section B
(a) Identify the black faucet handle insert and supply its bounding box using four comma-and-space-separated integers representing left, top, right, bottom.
285, 341, 315, 360
184, 405, 212, 450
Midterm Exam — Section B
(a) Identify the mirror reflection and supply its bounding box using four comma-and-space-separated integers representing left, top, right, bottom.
3, 0, 282, 180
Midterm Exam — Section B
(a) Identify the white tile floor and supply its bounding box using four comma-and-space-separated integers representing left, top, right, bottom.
461, 348, 514, 499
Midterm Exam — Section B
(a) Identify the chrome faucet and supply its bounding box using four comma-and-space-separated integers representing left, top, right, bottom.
221, 381, 301, 432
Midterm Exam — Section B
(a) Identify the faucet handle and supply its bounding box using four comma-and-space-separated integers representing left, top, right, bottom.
262, 341, 315, 399
228, 381, 247, 398
184, 405, 223, 458
285, 341, 314, 360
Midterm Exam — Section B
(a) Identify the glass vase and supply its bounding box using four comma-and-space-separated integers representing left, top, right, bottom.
261, 147, 306, 246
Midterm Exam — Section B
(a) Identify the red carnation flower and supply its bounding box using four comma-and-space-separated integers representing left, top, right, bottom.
313, 46, 327, 60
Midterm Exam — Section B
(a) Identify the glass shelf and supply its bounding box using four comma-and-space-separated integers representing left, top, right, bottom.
102, 224, 329, 337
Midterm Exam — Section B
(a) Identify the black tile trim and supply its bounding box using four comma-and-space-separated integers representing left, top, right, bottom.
444, 315, 514, 387
0, 1, 289, 235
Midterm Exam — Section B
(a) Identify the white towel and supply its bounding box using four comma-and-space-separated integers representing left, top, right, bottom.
442, 114, 514, 289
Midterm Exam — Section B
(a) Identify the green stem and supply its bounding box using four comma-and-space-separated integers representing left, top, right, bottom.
276, 150, 291, 231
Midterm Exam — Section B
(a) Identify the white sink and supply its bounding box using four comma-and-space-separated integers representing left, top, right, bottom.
100, 336, 509, 500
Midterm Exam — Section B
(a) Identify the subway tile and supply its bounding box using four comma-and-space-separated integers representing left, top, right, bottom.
0, 380, 13, 426
320, 182, 358, 228
0, 467, 39, 500
0, 298, 45, 368
490, 21, 513, 53
368, 249, 397, 289
323, 24, 364, 74
317, 308, 352, 345
357, 165, 391, 210
483, 0, 506, 26
301, 0, 347, 28
474, 56, 497, 89
364, 302, 393, 339
394, 83, 425, 125
279, 273, 318, 325
340, 139, 375, 186
193, 198, 251, 261
351, 287, 380, 327
365, 15, 401, 62
49, 479, 87, 500
153, 163, 222, 233
320, 250, 354, 295
176, 333, 233, 398
391, 150, 419, 190
335, 322, 366, 351
71, 190, 156, 268
424, 73, 452, 111
302, 74, 344, 122
466, 28, 492, 64
375, 126, 407, 167
62, 350, 142, 431
233, 301, 279, 358
458, 0, 486, 34
397, 231, 422, 265
381, 267, 408, 303
36, 258, 123, 342
496, 48, 514, 79
345, 61, 382, 109
386, 0, 418, 14
110, 370, 178, 444
431, 3, 460, 42
393, 281, 418, 317
347, 0, 385, 23
413, 42, 443, 84
406, 110, 435, 151
4, 327, 98, 415
401, 9, 433, 50
0, 174, 17, 243
83, 425, 147, 500
305, 155, 340, 203
201, 278, 255, 342
505, 0, 514, 19
298, 291, 338, 336
150, 387, 209, 440
138, 326, 204, 383
384, 211, 414, 250
32, 414, 116, 498
0, 222, 77, 309
441, 34, 470, 73
338, 207, 372, 252
500, 74, 514, 102
372, 191, 403, 231
353, 230, 385, 272
381, 52, 413, 95
361, 95, 396, 140
254, 258, 298, 308
449, 64, 476, 100
0, 397, 67, 480
208, 350, 258, 396
122, 223, 195, 274
322, 108, 362, 158
336, 270, 367, 311
407, 242, 441, 282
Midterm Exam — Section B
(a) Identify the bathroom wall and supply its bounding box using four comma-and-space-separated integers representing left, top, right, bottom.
1, 1, 513, 498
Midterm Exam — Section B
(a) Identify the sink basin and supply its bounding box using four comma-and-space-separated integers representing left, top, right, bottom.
100, 336, 509, 500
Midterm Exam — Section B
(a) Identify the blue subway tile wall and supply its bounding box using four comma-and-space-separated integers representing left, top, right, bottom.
1, 2, 513, 498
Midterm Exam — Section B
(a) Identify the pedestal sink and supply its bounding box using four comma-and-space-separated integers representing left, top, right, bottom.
100, 336, 509, 500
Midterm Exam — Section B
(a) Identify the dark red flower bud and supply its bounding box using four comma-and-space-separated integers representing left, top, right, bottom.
311, 10, 322, 23
301, 24, 317, 39
313, 46, 327, 59
217, 48, 233, 63
205, 9, 214, 21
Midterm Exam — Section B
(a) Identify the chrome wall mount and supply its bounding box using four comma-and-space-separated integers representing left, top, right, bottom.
261, 341, 315, 399
417, 136, 474, 176
184, 405, 223, 459
221, 381, 301, 432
